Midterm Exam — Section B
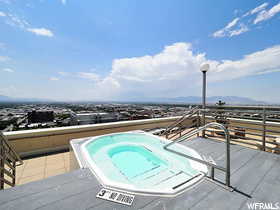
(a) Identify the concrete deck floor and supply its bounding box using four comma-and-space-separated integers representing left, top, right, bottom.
15, 152, 70, 186
9, 127, 277, 188
0, 137, 279, 210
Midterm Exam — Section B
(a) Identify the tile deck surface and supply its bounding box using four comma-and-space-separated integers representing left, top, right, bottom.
0, 137, 279, 210
14, 152, 70, 186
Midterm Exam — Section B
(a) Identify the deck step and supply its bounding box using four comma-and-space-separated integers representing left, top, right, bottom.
131, 165, 168, 181
154, 172, 198, 189
135, 169, 181, 185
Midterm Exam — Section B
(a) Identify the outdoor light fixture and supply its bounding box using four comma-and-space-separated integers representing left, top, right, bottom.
200, 63, 210, 73
200, 63, 209, 137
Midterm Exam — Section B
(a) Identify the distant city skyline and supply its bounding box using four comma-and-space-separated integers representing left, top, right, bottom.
0, 94, 269, 105
1, 0, 280, 102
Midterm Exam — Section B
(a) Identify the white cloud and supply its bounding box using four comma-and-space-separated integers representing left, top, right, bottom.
213, 2, 280, 38
208, 45, 280, 82
250, 3, 269, 15
254, 2, 280, 24
229, 24, 249, 37
49, 77, 59, 81
225, 18, 239, 29
0, 55, 10, 62
213, 18, 247, 38
2, 68, 14, 73
78, 72, 100, 81
88, 43, 280, 100
27, 28, 54, 37
212, 30, 225, 38
59, 71, 101, 81
5, 13, 30, 29
213, 18, 239, 37
61, 0, 66, 5
0, 12, 54, 37
90, 43, 208, 99
0, 11, 6, 16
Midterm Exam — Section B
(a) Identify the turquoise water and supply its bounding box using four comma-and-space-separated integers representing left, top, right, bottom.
108, 145, 167, 179
84, 132, 204, 191
86, 133, 162, 155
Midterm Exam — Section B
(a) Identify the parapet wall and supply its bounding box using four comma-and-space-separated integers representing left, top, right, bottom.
4, 116, 196, 157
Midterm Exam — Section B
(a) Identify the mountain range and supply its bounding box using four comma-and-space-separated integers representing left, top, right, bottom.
0, 95, 266, 105
150, 96, 266, 105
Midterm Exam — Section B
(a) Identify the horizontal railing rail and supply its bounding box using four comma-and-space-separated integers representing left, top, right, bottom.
203, 105, 280, 111
164, 122, 231, 188
203, 106, 280, 153
0, 132, 23, 190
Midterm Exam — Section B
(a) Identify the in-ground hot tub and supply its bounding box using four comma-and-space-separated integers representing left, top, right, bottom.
70, 131, 207, 196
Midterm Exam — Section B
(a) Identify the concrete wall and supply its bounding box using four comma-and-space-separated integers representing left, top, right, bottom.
4, 116, 197, 157
5, 114, 280, 158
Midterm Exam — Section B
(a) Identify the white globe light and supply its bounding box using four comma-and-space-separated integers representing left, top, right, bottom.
200, 63, 210, 72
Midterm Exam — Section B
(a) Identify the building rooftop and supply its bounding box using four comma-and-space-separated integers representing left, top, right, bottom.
1, 107, 280, 210
1, 137, 279, 210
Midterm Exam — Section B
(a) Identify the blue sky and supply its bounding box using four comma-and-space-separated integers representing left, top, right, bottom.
0, 0, 280, 102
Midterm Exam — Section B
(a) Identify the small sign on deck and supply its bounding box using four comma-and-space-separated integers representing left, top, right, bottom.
96, 188, 135, 206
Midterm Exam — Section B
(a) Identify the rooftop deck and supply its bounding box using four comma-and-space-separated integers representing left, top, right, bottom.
15, 152, 70, 186
1, 137, 279, 210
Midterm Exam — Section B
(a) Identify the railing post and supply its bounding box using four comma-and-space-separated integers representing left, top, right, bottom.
262, 107, 266, 151
179, 123, 182, 137
0, 138, 4, 190
12, 160, 16, 187
202, 69, 207, 138
202, 110, 206, 137
197, 111, 200, 137
210, 167, 215, 180
225, 128, 231, 187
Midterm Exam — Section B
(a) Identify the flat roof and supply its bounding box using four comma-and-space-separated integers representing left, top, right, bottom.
0, 137, 279, 209
77, 113, 108, 116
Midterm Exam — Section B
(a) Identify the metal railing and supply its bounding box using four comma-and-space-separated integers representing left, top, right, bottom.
162, 107, 200, 139
0, 132, 23, 190
164, 122, 231, 188
203, 107, 280, 153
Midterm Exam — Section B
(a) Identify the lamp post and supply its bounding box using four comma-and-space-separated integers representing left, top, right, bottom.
200, 63, 209, 137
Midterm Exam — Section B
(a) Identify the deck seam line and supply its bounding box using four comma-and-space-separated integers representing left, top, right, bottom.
188, 148, 261, 209
230, 150, 260, 175
238, 155, 279, 210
